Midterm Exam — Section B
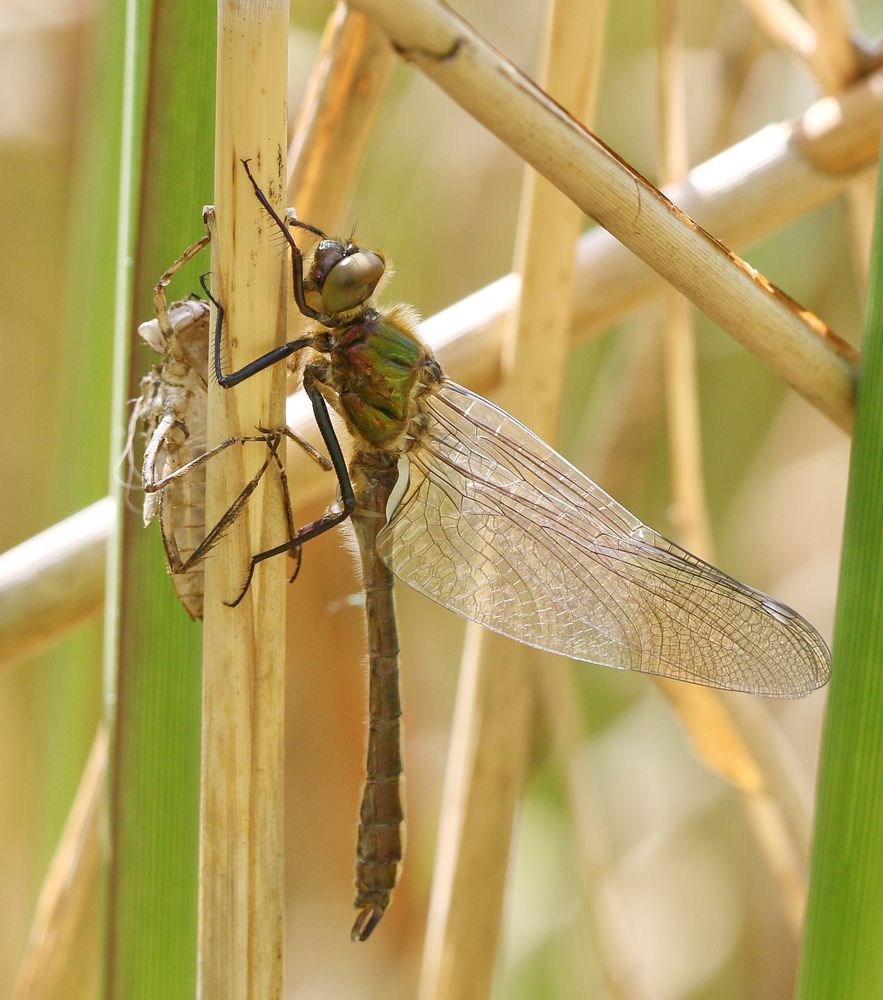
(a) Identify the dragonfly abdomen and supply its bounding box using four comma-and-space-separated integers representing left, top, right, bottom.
138, 305, 212, 620
350, 455, 405, 941
157, 424, 209, 619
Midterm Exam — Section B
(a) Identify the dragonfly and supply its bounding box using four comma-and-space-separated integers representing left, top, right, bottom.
137, 237, 330, 618
206, 159, 831, 940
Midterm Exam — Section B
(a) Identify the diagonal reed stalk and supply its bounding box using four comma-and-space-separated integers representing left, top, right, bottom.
287, 3, 393, 230
345, 0, 857, 430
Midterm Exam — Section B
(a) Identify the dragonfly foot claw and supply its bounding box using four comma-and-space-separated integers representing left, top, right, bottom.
223, 566, 255, 608
287, 545, 303, 584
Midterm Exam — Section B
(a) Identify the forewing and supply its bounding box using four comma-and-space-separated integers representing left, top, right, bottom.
376, 380, 830, 697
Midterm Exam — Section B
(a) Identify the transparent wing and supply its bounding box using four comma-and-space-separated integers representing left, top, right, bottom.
376, 380, 830, 697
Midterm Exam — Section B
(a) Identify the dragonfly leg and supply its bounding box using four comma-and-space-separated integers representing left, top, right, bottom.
271, 423, 333, 472
224, 369, 355, 607
239, 158, 339, 328
159, 431, 286, 577
153, 227, 212, 346
143, 425, 290, 495
198, 270, 316, 388
258, 425, 303, 583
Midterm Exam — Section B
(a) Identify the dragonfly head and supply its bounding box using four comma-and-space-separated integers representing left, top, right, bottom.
308, 239, 386, 317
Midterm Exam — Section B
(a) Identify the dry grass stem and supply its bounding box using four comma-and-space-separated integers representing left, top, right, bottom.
725, 695, 815, 862
572, 65, 882, 339
655, 5, 810, 912
0, 499, 109, 672
538, 667, 639, 999
661, 292, 712, 554
198, 2, 290, 996
287, 3, 393, 231
737, 0, 817, 64
418, 630, 535, 1000
658, 0, 713, 557
578, 326, 816, 857
746, 790, 808, 932
577, 321, 819, 910
652, 682, 810, 941
347, 0, 858, 429
576, 324, 666, 493
844, 172, 877, 277
12, 728, 105, 1000
801, 0, 862, 89
798, 0, 876, 277
283, 3, 393, 363
653, 2, 764, 804
420, 1, 607, 994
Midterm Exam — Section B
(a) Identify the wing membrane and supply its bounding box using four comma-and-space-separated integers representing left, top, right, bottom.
376, 380, 830, 697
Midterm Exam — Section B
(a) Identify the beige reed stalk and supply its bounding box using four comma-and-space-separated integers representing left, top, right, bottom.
793, 0, 877, 275
738, 0, 818, 67
420, 0, 609, 995
287, 3, 393, 230
654, 0, 809, 936
345, 0, 857, 430
198, 3, 290, 998
11, 727, 106, 1000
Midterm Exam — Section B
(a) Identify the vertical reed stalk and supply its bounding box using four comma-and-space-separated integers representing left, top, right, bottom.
197, 2, 290, 996
419, 1, 606, 995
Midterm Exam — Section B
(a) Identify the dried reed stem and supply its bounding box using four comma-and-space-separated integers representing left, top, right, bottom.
658, 0, 712, 558
572, 64, 881, 339
737, 0, 817, 64
198, 2, 289, 997
12, 728, 106, 1000
652, 2, 809, 940
287, 3, 393, 231
346, 0, 857, 430
801, 0, 862, 90
797, 0, 876, 277
420, 0, 607, 995
0, 499, 109, 671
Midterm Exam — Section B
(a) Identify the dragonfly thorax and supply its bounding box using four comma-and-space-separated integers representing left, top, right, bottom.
329, 306, 437, 452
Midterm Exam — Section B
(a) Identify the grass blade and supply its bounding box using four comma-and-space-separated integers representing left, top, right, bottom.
104, 1, 215, 997
797, 137, 883, 996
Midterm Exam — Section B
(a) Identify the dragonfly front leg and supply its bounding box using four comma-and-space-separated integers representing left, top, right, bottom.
239, 158, 339, 327
152, 228, 211, 347
224, 366, 355, 607
198, 270, 317, 388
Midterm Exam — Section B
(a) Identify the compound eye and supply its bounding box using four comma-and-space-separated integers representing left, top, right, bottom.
313, 241, 345, 284
321, 250, 385, 314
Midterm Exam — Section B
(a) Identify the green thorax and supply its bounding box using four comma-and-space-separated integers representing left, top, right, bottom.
331, 308, 430, 449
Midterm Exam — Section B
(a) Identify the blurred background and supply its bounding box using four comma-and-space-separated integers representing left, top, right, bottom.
1, 0, 879, 996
